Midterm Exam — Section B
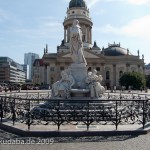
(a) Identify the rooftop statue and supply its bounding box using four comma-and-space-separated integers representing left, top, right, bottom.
70, 19, 87, 65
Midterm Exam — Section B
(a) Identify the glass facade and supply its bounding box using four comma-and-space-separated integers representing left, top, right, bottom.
0, 57, 26, 83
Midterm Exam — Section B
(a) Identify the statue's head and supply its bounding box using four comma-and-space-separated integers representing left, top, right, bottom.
61, 70, 67, 78
92, 69, 97, 75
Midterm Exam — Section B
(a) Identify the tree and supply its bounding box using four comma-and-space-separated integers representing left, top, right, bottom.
119, 72, 146, 90
146, 75, 150, 88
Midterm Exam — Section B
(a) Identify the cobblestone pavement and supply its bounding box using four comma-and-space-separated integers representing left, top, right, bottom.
0, 129, 150, 150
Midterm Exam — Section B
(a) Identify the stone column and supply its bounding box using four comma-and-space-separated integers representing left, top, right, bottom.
113, 64, 116, 86
85, 27, 88, 42
64, 28, 66, 43
89, 28, 91, 44
101, 63, 105, 85
44, 65, 47, 84
87, 27, 89, 43
67, 26, 70, 43
88, 28, 91, 44
42, 67, 45, 84
90, 28, 92, 44
47, 66, 50, 84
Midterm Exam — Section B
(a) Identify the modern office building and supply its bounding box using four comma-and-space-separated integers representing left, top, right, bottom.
24, 53, 39, 80
21, 64, 29, 80
0, 57, 26, 83
32, 0, 145, 89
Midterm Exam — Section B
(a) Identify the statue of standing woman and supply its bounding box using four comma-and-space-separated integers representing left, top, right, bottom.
70, 19, 87, 65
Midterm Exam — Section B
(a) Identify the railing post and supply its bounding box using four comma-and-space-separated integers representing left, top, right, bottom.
48, 91, 50, 98
115, 100, 118, 130
38, 92, 40, 104
87, 100, 90, 131
108, 92, 109, 99
4, 96, 6, 117
26, 92, 28, 99
44, 109, 46, 121
12, 98, 16, 126
0, 97, 3, 122
57, 100, 60, 131
27, 99, 31, 131
38, 92, 40, 99
120, 90, 121, 99
143, 100, 146, 129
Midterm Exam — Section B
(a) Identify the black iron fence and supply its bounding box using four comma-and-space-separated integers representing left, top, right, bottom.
0, 94, 150, 131
0, 91, 51, 99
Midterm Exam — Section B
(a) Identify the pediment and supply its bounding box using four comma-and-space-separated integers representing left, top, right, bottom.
61, 50, 100, 59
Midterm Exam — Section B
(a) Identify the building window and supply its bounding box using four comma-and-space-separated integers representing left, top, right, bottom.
50, 67, 54, 71
119, 71, 123, 78
60, 66, 64, 71
106, 71, 110, 80
72, 11, 75, 14
51, 77, 54, 84
88, 67, 91, 71
96, 67, 100, 71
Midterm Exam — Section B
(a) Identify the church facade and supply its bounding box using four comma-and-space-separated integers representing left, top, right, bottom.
33, 0, 144, 89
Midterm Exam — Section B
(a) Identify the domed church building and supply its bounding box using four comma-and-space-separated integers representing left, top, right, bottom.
33, 0, 144, 89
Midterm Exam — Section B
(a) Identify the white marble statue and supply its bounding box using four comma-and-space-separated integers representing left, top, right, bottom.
70, 19, 87, 65
51, 69, 75, 99
86, 69, 105, 98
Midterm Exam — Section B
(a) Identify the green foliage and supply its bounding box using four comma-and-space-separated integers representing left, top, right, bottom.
119, 72, 146, 90
146, 75, 150, 88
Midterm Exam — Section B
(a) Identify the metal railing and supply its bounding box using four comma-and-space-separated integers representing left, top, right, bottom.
0, 94, 150, 131
0, 91, 51, 99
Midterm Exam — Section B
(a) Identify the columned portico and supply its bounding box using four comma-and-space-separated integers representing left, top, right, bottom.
113, 64, 116, 86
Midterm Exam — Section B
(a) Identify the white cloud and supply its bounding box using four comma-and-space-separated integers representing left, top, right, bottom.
95, 14, 150, 39
127, 0, 150, 5
86, 0, 101, 8
121, 15, 150, 38
92, 9, 106, 15
101, 0, 150, 5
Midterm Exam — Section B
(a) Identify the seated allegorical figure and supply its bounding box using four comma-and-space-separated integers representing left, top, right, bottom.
86, 69, 105, 98
51, 69, 75, 99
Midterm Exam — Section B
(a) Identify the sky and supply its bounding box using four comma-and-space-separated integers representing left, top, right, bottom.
0, 0, 150, 64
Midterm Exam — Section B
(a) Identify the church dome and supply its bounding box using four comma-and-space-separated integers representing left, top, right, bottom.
69, 0, 87, 8
103, 43, 132, 56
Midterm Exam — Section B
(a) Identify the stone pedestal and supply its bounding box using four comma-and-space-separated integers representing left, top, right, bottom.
69, 63, 88, 89
70, 89, 90, 98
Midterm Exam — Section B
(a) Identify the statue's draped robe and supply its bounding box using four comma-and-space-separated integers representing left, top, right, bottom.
70, 26, 87, 65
